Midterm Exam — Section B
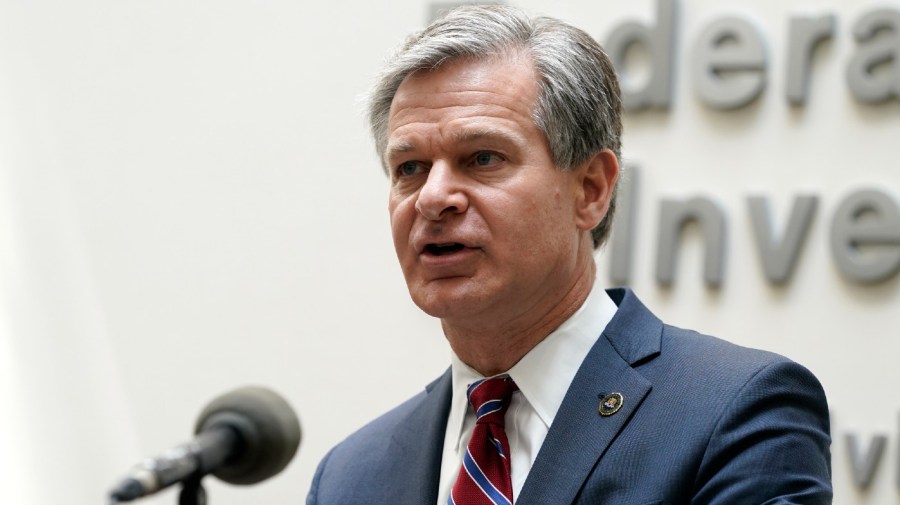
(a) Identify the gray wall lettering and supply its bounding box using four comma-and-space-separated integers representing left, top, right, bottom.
830, 189, 900, 284
786, 15, 836, 106
607, 167, 900, 287
606, 0, 678, 110
656, 196, 727, 288
692, 17, 768, 109
845, 432, 888, 490
748, 195, 819, 284
609, 164, 640, 286
595, 0, 900, 110
847, 9, 900, 104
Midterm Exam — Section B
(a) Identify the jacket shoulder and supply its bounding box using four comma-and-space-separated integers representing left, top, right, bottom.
307, 372, 451, 505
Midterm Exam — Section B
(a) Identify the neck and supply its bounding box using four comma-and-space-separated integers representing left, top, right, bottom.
442, 257, 597, 377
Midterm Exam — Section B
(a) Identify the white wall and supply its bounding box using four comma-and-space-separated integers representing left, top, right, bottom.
0, 0, 896, 504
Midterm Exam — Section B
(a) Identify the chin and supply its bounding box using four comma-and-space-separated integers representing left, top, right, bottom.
410, 288, 484, 320
410, 295, 455, 319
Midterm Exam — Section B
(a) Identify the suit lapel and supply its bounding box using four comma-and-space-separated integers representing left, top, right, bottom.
517, 289, 662, 505
383, 369, 452, 504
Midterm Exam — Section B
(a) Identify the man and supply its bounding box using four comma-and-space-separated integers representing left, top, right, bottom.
308, 5, 831, 504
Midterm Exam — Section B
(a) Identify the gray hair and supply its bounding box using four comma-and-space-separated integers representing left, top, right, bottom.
368, 4, 623, 249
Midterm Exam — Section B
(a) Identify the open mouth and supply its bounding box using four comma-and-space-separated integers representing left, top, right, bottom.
424, 242, 466, 256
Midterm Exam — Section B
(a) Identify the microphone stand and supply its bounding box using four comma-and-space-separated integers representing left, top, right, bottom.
178, 474, 207, 505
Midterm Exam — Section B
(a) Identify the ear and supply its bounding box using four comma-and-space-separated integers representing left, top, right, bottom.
574, 148, 619, 232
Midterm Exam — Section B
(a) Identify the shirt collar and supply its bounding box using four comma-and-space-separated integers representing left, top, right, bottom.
446, 282, 618, 448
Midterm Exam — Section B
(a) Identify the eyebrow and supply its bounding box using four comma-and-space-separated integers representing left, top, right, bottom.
450, 127, 521, 146
384, 140, 416, 162
386, 127, 521, 157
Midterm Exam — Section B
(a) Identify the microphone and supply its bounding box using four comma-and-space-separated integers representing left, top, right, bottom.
109, 386, 301, 502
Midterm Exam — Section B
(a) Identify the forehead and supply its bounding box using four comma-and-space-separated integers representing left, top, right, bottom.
386, 55, 541, 148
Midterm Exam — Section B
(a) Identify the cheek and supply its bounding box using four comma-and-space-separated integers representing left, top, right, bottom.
529, 188, 577, 251
389, 200, 414, 251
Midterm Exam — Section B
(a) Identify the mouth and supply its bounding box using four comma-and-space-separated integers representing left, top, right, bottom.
423, 242, 467, 256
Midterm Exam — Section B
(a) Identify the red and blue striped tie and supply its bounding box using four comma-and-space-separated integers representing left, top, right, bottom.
449, 376, 518, 505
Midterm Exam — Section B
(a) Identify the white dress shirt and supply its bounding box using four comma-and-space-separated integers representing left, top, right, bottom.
436, 282, 619, 504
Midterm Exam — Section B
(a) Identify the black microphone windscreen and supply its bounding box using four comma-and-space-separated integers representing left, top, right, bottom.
194, 386, 301, 486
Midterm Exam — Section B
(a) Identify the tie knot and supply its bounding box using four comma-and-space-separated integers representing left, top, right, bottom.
467, 376, 518, 426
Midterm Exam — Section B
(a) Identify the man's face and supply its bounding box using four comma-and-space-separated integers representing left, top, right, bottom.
385, 55, 591, 326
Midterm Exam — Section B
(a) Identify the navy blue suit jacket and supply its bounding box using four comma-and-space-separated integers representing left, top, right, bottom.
308, 289, 832, 504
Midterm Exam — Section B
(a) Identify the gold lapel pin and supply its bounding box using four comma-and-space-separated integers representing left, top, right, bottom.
598, 392, 624, 416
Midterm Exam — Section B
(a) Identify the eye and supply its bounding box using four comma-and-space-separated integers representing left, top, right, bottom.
397, 161, 424, 177
472, 151, 503, 167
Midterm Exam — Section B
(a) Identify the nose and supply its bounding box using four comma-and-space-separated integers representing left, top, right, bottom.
414, 163, 469, 221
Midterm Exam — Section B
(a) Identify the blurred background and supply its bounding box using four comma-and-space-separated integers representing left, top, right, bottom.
0, 0, 897, 503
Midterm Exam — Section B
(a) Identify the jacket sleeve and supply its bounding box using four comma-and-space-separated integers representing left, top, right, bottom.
306, 446, 335, 505
692, 359, 832, 504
